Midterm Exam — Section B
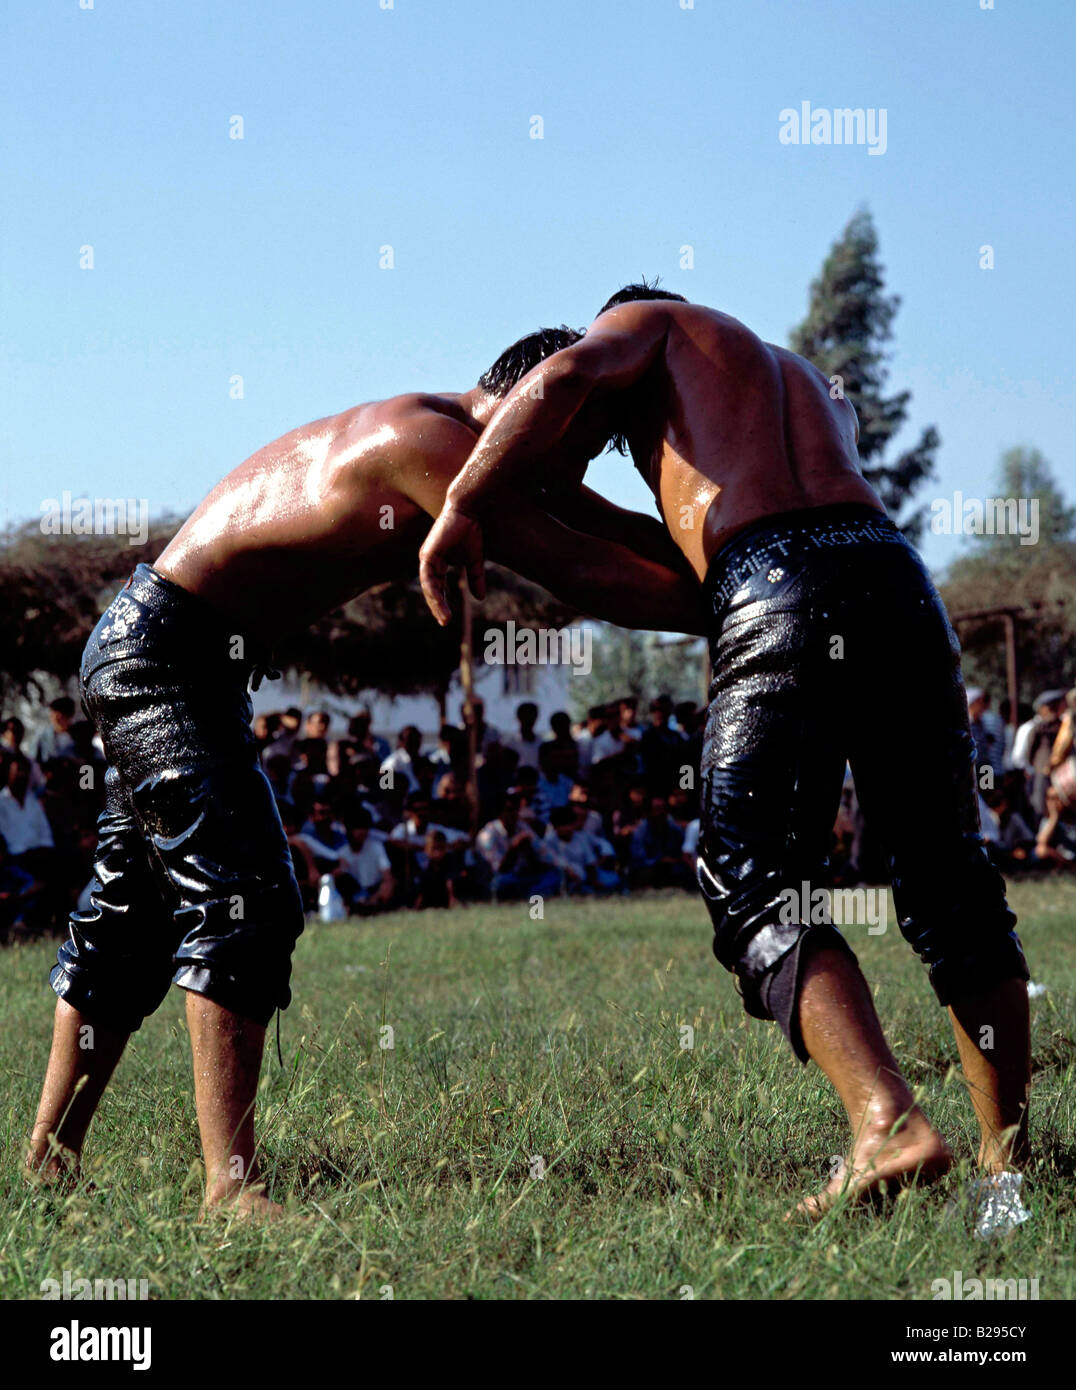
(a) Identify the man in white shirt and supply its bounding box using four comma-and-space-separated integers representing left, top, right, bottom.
0, 757, 55, 859
544, 806, 619, 893
389, 793, 469, 871
477, 794, 560, 901
505, 702, 543, 773
380, 725, 425, 797
335, 810, 394, 912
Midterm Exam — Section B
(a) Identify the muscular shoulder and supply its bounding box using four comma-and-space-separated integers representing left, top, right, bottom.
373, 393, 476, 443
368, 394, 479, 514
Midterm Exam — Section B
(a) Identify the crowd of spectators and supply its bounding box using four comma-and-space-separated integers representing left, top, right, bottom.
1, 679, 1074, 939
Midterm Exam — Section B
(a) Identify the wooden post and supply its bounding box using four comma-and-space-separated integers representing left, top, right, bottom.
459, 585, 479, 835
1002, 612, 1018, 727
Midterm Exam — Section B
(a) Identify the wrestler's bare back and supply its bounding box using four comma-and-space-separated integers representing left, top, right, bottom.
156, 393, 478, 637
622, 303, 885, 579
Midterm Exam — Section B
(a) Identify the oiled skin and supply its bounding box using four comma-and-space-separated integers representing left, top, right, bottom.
156, 394, 486, 638
435, 301, 886, 584
157, 386, 702, 641
639, 306, 885, 578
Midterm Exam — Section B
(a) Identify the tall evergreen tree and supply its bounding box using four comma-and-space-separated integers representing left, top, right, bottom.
789, 208, 939, 541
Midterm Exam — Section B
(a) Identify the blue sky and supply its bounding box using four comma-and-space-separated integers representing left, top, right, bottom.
2, 0, 1073, 576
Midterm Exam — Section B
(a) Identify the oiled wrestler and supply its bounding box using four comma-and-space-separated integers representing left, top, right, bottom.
420, 285, 1031, 1217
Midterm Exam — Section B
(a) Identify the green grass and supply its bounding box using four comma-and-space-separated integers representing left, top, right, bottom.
2, 878, 1074, 1300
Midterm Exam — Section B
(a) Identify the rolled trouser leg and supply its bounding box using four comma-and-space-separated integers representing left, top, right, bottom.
697, 855, 858, 1062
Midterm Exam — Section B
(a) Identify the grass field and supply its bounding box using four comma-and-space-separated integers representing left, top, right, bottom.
2, 878, 1074, 1301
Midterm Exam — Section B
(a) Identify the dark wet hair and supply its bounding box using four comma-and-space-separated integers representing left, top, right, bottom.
479, 326, 583, 398
591, 282, 688, 456
597, 278, 687, 317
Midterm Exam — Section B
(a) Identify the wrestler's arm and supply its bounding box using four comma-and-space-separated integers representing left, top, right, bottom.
403, 418, 706, 635
542, 484, 692, 574
448, 304, 670, 518
419, 305, 672, 620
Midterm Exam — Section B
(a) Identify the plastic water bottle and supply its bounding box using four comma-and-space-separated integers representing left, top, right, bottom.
318, 873, 347, 923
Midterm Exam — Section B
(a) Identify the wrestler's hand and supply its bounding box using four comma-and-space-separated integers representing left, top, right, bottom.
419, 503, 487, 626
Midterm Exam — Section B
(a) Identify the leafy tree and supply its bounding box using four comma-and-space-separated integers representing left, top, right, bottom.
570, 625, 708, 719
940, 448, 1076, 702
0, 519, 575, 704
789, 208, 939, 541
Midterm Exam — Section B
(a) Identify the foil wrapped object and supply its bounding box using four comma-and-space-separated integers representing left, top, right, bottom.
971, 1171, 1031, 1239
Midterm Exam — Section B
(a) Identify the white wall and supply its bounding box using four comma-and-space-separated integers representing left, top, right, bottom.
250, 655, 575, 746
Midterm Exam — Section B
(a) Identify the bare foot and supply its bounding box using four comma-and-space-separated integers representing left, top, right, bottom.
789, 1109, 953, 1221
199, 1182, 287, 1223
24, 1144, 86, 1193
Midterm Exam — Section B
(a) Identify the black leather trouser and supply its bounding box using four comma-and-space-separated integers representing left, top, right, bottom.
51, 564, 303, 1031
697, 504, 1028, 1061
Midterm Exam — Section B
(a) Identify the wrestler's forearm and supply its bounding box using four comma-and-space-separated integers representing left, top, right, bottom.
554, 548, 707, 635
448, 367, 591, 517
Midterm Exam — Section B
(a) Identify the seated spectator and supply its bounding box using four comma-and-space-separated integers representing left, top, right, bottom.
428, 723, 466, 773
413, 829, 457, 910
537, 740, 574, 813
469, 698, 502, 765
389, 792, 469, 900
264, 752, 295, 805
380, 725, 425, 797
640, 696, 685, 793
432, 769, 471, 831
510, 765, 547, 830
612, 781, 649, 868
629, 793, 687, 888
674, 701, 704, 776
334, 808, 394, 913
1, 716, 27, 758
34, 696, 91, 765
253, 712, 280, 759
477, 793, 560, 902
613, 695, 644, 776
980, 786, 1035, 869
0, 755, 55, 871
280, 802, 325, 910
40, 757, 92, 915
575, 705, 619, 777
301, 797, 349, 863
292, 710, 331, 776
262, 706, 303, 764
505, 702, 542, 772
545, 805, 619, 894
329, 708, 388, 777
1035, 786, 1076, 865
0, 831, 41, 940
667, 786, 696, 832
2, 718, 45, 792
567, 782, 604, 840
546, 710, 579, 781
